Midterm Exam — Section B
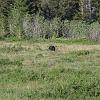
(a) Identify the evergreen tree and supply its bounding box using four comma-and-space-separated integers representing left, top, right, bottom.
9, 0, 27, 38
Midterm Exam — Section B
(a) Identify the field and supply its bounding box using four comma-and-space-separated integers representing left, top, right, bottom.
0, 38, 100, 100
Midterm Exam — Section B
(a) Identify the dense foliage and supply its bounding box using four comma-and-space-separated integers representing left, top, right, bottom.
0, 0, 100, 39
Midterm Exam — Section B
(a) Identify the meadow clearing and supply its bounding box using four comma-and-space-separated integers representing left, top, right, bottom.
0, 38, 100, 100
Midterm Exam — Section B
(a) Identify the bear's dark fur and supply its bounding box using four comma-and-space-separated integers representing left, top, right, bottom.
49, 45, 56, 51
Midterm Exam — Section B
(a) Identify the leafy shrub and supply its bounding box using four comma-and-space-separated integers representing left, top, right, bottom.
86, 22, 100, 40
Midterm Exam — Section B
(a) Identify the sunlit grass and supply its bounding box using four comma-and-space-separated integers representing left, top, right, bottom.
0, 39, 100, 100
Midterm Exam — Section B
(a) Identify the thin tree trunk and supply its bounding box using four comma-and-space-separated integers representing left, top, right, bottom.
80, 0, 84, 19
85, 0, 92, 20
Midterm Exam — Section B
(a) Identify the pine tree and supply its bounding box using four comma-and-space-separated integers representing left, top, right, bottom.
9, 0, 27, 38
0, 0, 13, 36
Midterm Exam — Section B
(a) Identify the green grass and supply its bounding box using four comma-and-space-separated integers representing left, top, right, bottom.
0, 39, 100, 100
0, 35, 100, 45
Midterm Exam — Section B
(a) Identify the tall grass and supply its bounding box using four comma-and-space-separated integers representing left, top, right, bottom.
0, 40, 100, 99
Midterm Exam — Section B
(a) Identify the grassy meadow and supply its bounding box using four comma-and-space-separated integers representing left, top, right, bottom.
0, 38, 100, 100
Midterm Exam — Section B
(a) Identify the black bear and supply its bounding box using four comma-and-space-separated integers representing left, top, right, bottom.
49, 45, 56, 51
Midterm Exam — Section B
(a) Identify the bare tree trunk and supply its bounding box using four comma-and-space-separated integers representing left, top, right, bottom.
84, 0, 92, 21
80, 0, 84, 19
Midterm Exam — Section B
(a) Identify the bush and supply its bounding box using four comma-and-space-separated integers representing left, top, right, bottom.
86, 22, 100, 40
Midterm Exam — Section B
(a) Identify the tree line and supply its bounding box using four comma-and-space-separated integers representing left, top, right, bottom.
0, 0, 100, 38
